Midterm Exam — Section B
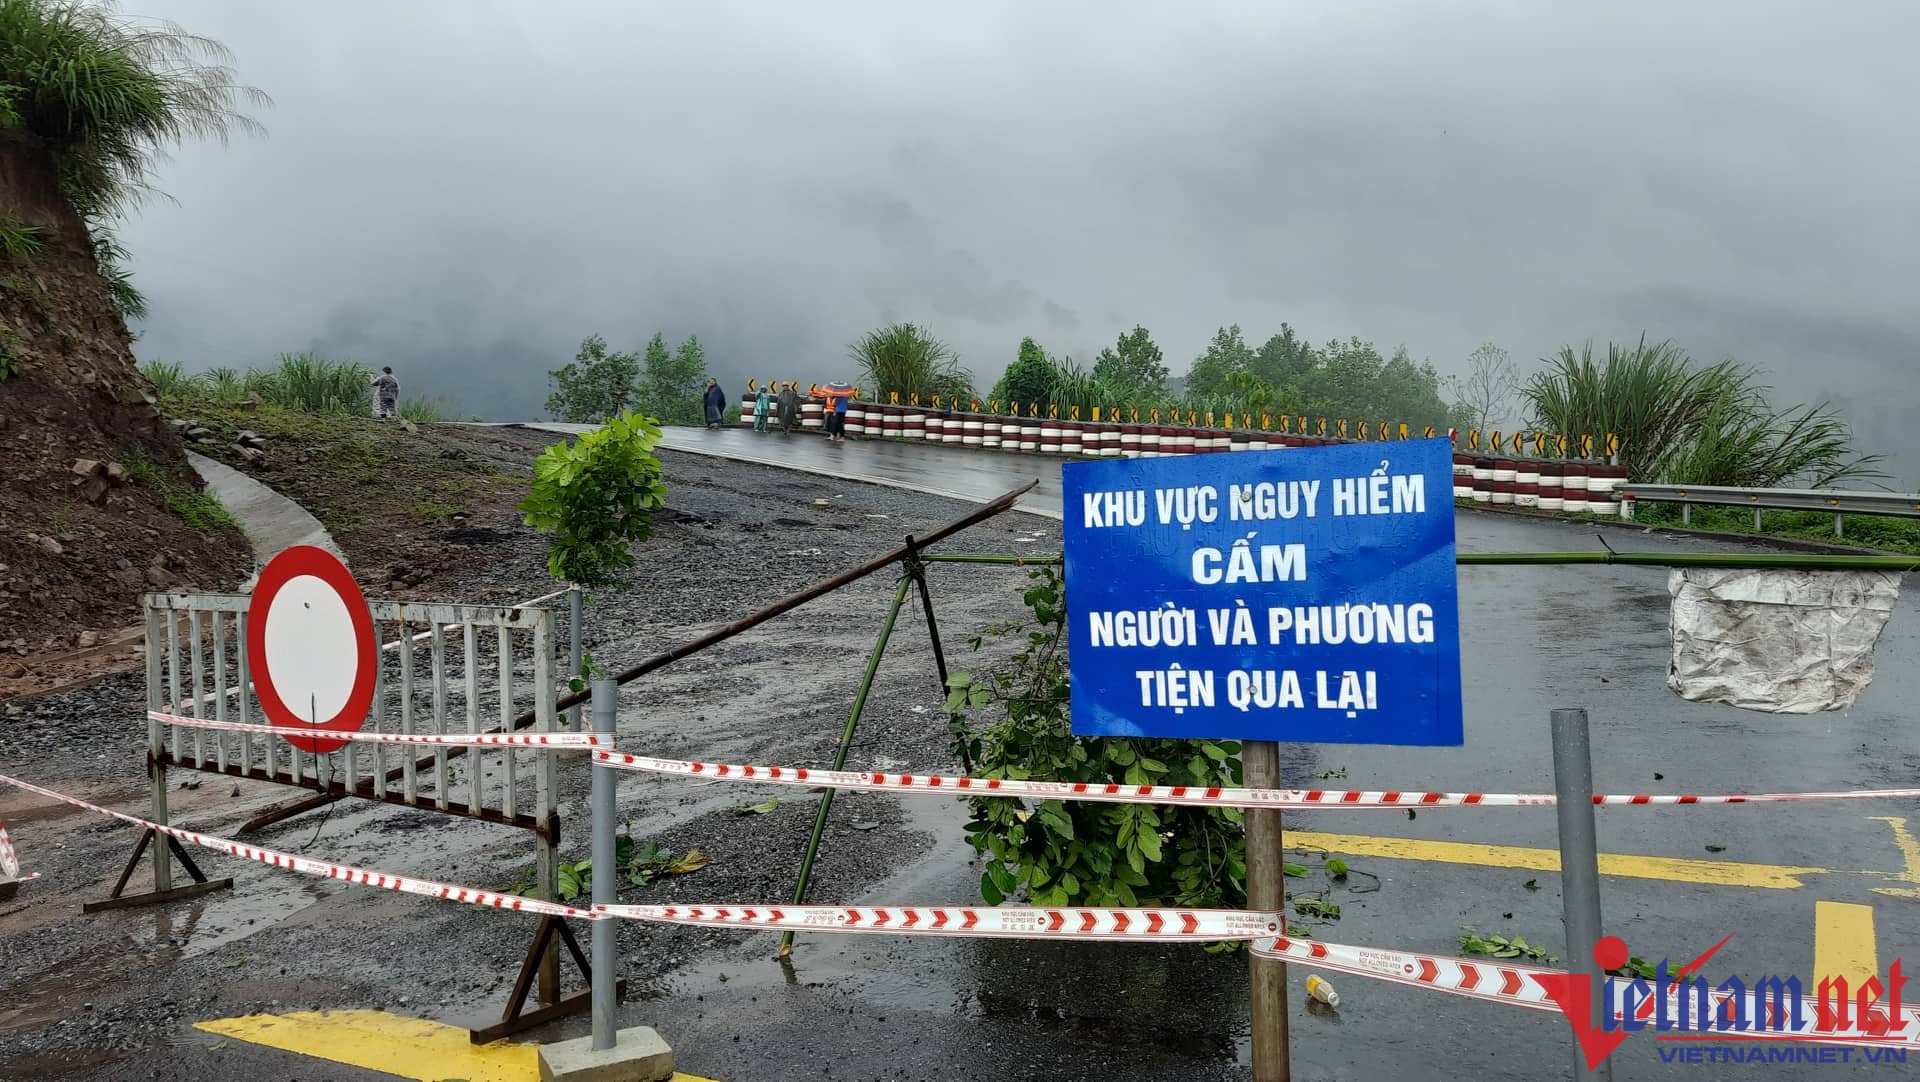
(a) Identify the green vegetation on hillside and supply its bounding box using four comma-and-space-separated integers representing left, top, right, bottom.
141, 355, 461, 420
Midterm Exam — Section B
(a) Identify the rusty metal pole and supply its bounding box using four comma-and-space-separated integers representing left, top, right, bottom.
1244, 739, 1290, 1081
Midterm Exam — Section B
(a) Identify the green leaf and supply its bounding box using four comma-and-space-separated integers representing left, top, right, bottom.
1325, 858, 1348, 877
986, 861, 1017, 895
736, 798, 779, 815
1283, 862, 1309, 878
979, 870, 1005, 905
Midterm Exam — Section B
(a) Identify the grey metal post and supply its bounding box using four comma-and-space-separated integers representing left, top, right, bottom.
589, 678, 618, 1051
1835, 514, 1844, 540
567, 585, 585, 731
1551, 708, 1612, 1082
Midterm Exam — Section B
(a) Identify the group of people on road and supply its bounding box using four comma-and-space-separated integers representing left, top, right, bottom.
710, 379, 855, 443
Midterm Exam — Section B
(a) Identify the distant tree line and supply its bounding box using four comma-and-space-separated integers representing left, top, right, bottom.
848, 321, 1872, 488
546, 333, 710, 425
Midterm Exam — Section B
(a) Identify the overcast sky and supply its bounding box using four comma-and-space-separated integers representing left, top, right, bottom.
123, 1, 1918, 479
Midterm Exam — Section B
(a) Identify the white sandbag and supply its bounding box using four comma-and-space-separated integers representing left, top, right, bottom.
1667, 568, 1901, 714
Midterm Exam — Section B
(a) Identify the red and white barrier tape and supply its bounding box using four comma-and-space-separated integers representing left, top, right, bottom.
1255, 933, 1560, 1013
594, 750, 1920, 811
5, 771, 1912, 1046
148, 710, 602, 748
0, 773, 586, 918
1254, 936, 1920, 1047
594, 901, 1282, 941
172, 585, 574, 711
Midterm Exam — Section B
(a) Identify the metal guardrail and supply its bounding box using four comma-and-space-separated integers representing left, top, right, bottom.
1618, 483, 1920, 538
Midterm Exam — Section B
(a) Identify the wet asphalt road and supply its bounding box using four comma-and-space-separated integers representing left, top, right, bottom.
628, 428, 1920, 1080
6, 428, 1917, 1081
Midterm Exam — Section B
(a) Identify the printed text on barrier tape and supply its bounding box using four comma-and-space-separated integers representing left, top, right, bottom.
150, 711, 603, 748
593, 751, 1920, 810
0, 772, 1278, 939
6, 772, 1909, 1047
1252, 937, 1920, 1048
594, 902, 1282, 941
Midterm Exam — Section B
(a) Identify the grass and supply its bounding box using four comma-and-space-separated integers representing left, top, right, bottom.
1633, 502, 1920, 556
120, 450, 243, 535
1520, 337, 1877, 488
141, 355, 466, 420
0, 213, 45, 259
851, 322, 974, 402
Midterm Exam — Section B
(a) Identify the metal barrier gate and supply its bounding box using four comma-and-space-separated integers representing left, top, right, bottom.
93, 589, 590, 1037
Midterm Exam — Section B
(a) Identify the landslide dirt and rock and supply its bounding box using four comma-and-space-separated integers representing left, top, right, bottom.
0, 232, 253, 690
0, 410, 560, 701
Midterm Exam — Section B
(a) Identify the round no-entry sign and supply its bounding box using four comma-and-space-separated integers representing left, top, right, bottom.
245, 546, 377, 754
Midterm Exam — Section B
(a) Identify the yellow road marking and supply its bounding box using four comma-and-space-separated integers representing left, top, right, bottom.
1867, 817, 1920, 899
195, 1009, 718, 1082
1287, 831, 1831, 890
1814, 901, 1879, 988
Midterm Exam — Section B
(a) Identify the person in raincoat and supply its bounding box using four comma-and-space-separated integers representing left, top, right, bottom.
777, 381, 800, 433
753, 383, 772, 432
370, 366, 400, 419
703, 378, 727, 428
820, 382, 855, 442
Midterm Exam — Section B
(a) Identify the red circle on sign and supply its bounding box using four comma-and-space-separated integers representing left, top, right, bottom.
245, 546, 377, 755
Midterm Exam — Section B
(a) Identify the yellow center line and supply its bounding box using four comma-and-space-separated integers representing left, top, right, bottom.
1813, 901, 1879, 990
196, 1009, 718, 1082
1287, 830, 1833, 890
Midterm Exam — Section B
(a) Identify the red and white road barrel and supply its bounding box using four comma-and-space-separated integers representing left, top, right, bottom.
1140, 427, 1163, 457
925, 414, 944, 442
1452, 453, 1475, 498
903, 408, 925, 440
1119, 425, 1142, 457
844, 404, 866, 438
1170, 429, 1197, 455
1562, 463, 1591, 513
882, 405, 904, 438
962, 416, 984, 446
1060, 421, 1083, 456
1038, 421, 1062, 454
739, 393, 756, 426
801, 400, 824, 431
941, 415, 963, 444
999, 419, 1021, 449
1471, 457, 1494, 503
1018, 422, 1040, 452
1536, 462, 1564, 512
1587, 463, 1623, 516
1515, 460, 1541, 508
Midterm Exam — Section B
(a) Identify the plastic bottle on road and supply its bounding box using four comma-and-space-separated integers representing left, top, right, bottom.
1305, 974, 1339, 1007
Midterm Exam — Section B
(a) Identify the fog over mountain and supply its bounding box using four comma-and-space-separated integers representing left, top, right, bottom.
122, 1, 1920, 481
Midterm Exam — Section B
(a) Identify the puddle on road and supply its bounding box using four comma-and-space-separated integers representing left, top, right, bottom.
642, 789, 1248, 1069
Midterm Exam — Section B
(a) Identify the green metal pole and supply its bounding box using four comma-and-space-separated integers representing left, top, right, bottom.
918, 553, 1060, 566
780, 574, 913, 956
1456, 551, 1920, 571
922, 550, 1920, 572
